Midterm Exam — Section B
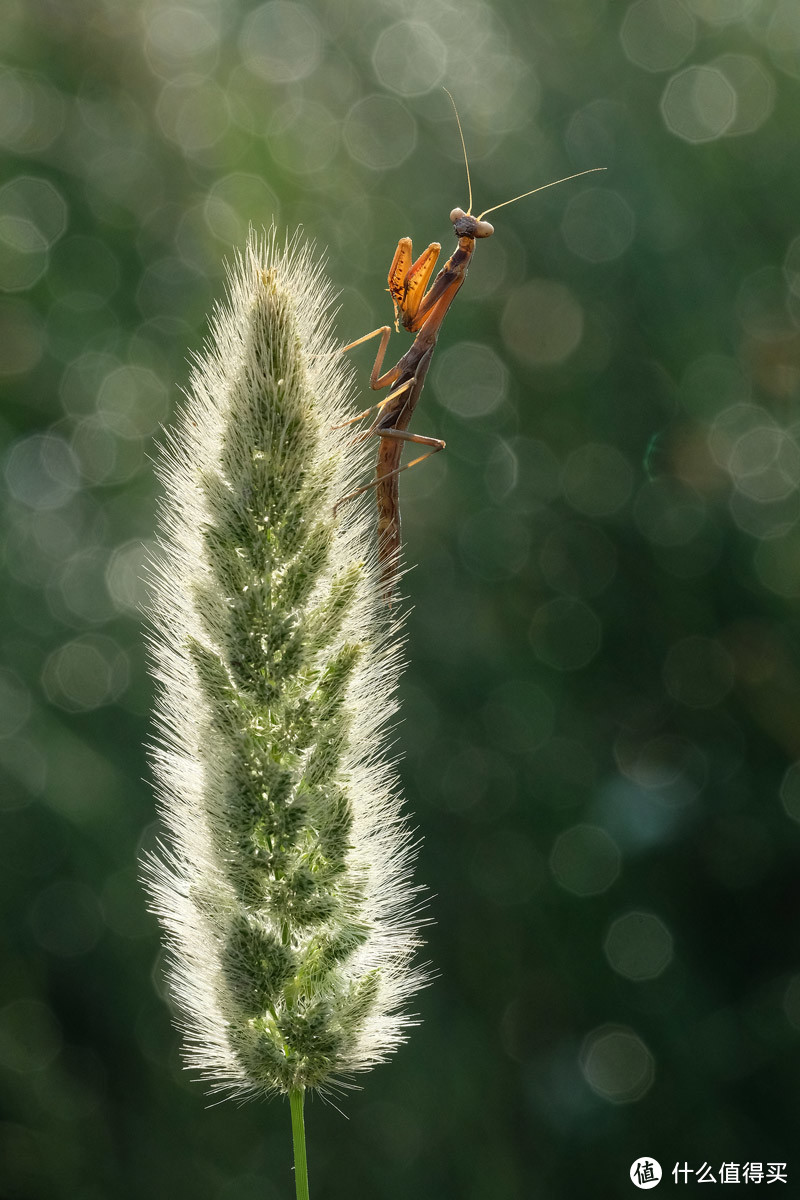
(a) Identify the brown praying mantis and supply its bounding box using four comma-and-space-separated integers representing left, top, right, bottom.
335, 96, 605, 601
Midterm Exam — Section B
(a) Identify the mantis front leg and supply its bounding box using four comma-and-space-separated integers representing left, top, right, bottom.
388, 238, 441, 331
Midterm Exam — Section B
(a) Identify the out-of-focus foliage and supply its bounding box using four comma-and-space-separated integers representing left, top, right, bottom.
2, 0, 800, 1197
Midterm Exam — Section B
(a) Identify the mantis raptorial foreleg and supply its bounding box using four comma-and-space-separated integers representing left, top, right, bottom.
388, 240, 441, 329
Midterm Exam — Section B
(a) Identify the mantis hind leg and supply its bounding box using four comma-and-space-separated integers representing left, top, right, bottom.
333, 427, 446, 513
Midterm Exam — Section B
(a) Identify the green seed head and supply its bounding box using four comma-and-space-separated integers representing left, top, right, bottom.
144, 231, 426, 1100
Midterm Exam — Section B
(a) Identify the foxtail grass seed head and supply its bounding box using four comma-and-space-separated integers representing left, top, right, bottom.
145, 230, 426, 1100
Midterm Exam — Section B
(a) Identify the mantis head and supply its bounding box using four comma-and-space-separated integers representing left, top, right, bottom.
450, 208, 494, 239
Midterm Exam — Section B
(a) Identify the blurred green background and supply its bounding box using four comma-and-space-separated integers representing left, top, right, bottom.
3, 0, 800, 1196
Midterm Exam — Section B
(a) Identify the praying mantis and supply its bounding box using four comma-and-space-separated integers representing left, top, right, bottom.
336, 95, 605, 601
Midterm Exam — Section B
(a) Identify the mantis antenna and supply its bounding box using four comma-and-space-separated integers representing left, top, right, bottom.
477, 168, 607, 221
443, 87, 474, 217
442, 87, 606, 222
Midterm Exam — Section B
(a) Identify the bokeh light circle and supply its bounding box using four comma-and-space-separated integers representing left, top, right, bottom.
620, 0, 696, 74
5, 433, 80, 510
0, 214, 48, 291
730, 487, 800, 543
581, 1025, 655, 1103
635, 479, 707, 546
728, 426, 800, 502
0, 175, 67, 292
549, 824, 621, 895
60, 351, 118, 417
562, 442, 634, 517
372, 22, 447, 97
432, 341, 508, 418
767, 1, 800, 80
779, 762, 800, 824
106, 539, 153, 615
156, 79, 231, 154
616, 731, 708, 799
660, 65, 736, 143
0, 175, 68, 246
204, 174, 280, 245
268, 100, 340, 175
711, 54, 775, 137
144, 6, 220, 75
239, 2, 322, 84
679, 353, 750, 420
97, 365, 169, 439
53, 548, 117, 625
501, 280, 583, 366
0, 68, 65, 154
709, 404, 776, 471
561, 189, 635, 263
41, 635, 129, 712
343, 96, 416, 171
604, 911, 674, 980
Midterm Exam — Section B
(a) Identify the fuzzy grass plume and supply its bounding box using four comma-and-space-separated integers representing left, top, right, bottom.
145, 231, 426, 1156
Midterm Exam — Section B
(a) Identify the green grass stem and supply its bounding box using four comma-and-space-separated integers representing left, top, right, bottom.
290, 1088, 309, 1200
